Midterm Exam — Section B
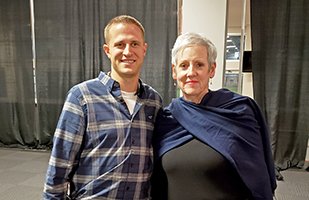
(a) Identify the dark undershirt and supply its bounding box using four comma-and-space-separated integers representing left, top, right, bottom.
161, 139, 252, 200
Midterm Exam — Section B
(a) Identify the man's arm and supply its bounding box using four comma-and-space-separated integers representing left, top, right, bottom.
43, 91, 85, 199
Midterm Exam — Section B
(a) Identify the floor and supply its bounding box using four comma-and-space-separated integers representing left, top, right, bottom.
0, 147, 308, 200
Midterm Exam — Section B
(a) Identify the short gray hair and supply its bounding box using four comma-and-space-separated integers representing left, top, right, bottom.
171, 32, 217, 68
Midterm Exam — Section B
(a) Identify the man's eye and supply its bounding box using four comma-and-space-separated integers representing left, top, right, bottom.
116, 43, 123, 47
179, 64, 187, 68
132, 43, 139, 47
197, 63, 204, 67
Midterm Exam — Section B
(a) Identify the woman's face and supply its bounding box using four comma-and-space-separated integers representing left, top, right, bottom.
173, 45, 216, 104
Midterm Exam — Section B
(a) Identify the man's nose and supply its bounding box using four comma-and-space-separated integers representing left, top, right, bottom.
123, 44, 132, 56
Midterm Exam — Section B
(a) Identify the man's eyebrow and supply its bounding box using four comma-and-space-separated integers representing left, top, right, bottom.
131, 40, 142, 44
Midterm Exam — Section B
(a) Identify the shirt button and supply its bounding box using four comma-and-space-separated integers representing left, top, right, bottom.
114, 82, 120, 87
132, 140, 135, 144
131, 164, 134, 168
126, 186, 130, 190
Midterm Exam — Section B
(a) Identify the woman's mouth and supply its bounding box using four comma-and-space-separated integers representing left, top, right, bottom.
186, 80, 198, 85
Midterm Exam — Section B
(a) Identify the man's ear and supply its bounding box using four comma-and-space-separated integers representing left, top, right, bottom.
103, 44, 111, 59
143, 43, 147, 57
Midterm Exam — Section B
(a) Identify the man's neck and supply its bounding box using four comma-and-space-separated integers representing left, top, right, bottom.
110, 72, 139, 92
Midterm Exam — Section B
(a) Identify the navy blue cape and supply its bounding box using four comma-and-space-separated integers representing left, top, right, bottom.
153, 89, 276, 200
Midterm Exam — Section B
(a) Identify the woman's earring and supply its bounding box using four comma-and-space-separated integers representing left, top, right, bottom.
174, 80, 177, 86
210, 78, 212, 85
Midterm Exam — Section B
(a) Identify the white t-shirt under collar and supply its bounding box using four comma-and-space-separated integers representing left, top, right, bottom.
121, 91, 137, 115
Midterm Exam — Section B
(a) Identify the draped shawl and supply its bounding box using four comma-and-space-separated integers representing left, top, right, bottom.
153, 89, 276, 200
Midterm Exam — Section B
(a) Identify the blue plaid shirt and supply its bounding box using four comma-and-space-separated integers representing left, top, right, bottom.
43, 72, 162, 200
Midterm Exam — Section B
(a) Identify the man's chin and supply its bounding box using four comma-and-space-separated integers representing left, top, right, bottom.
121, 70, 140, 78
122, 66, 141, 75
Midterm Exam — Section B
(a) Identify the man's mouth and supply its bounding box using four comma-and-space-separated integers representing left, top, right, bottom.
122, 60, 135, 63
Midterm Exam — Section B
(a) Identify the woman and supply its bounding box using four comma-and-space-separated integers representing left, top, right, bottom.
152, 32, 276, 200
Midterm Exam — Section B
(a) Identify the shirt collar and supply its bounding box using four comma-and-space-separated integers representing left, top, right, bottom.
98, 72, 144, 97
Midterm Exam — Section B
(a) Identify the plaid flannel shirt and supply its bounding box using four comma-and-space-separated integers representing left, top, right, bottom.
43, 72, 162, 200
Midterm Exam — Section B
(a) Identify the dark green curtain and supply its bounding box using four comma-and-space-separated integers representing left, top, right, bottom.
0, 0, 177, 149
251, 0, 309, 171
0, 0, 37, 147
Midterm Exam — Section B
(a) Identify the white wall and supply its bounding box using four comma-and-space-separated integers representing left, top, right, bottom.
182, 0, 228, 90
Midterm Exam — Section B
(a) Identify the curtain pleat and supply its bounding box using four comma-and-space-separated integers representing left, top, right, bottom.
0, 0, 177, 149
251, 0, 309, 170
0, 0, 38, 148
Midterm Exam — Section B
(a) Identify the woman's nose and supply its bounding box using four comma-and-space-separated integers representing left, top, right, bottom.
187, 65, 196, 76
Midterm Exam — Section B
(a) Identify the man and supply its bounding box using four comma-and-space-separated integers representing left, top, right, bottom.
43, 15, 162, 200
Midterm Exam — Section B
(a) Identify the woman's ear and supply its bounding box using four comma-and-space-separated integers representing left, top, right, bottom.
210, 62, 216, 78
172, 64, 177, 80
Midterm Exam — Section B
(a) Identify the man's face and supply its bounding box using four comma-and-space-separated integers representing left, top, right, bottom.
104, 23, 147, 80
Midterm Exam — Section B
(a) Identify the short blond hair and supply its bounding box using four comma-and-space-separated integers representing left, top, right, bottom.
104, 15, 145, 45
